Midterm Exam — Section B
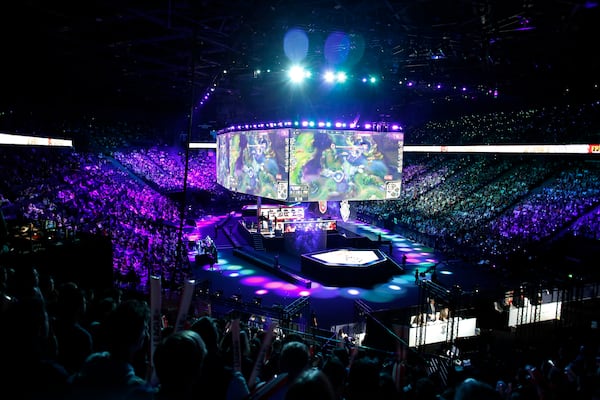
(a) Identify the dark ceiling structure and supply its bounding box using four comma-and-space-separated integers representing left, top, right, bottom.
2, 0, 598, 128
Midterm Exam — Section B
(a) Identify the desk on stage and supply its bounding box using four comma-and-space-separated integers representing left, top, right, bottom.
508, 299, 562, 327
397, 317, 478, 347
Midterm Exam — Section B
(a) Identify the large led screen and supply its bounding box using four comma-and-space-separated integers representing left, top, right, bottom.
216, 129, 289, 200
289, 129, 404, 201
217, 128, 404, 202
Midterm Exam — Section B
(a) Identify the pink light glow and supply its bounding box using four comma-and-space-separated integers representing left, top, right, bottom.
264, 281, 286, 289
281, 283, 300, 291
242, 276, 269, 285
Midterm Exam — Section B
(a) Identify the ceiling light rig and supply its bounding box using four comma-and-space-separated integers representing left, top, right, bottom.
198, 52, 501, 112
197, 68, 228, 107
250, 61, 499, 98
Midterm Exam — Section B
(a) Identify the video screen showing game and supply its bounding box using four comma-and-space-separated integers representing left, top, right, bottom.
288, 129, 404, 201
216, 129, 289, 200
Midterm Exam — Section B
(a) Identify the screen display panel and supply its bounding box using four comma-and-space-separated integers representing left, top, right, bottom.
217, 129, 289, 199
289, 129, 403, 201
218, 128, 404, 202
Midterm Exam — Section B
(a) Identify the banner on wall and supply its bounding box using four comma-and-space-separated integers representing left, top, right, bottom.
260, 206, 305, 221
340, 200, 350, 222
318, 200, 327, 214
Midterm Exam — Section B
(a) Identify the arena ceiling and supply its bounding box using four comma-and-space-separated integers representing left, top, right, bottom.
2, 0, 598, 126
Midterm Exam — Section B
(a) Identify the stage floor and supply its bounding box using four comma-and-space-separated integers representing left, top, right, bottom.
185, 214, 517, 329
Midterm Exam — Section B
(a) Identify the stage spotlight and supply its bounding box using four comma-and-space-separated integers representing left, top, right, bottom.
253, 297, 263, 307
324, 70, 336, 83
214, 290, 223, 298
336, 71, 347, 83
288, 65, 310, 83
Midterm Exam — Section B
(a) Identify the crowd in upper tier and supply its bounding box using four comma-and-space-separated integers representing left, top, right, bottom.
405, 102, 600, 145
1, 101, 599, 291
355, 154, 600, 268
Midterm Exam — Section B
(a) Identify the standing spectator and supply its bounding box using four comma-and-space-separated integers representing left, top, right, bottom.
69, 299, 155, 400
249, 341, 311, 400
9, 264, 44, 303
153, 330, 207, 400
454, 378, 500, 400
285, 368, 336, 400
52, 282, 93, 375
345, 356, 382, 400
321, 355, 348, 400
190, 316, 250, 400
426, 298, 437, 322
0, 296, 70, 400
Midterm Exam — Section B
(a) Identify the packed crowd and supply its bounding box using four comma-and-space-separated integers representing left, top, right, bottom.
0, 146, 190, 292
1, 102, 599, 293
406, 101, 600, 145
355, 154, 600, 266
1, 263, 599, 399
3, 148, 594, 289
113, 145, 220, 192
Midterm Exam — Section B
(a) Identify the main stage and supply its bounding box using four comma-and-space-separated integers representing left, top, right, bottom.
229, 210, 405, 289
301, 248, 403, 287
